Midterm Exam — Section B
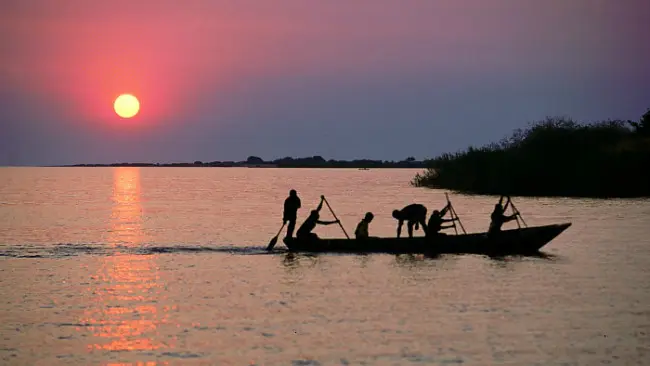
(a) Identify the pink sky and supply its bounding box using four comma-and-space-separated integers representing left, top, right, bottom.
1, 0, 649, 164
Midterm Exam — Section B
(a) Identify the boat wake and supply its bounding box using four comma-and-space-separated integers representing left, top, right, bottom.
140, 245, 279, 256
0, 243, 283, 259
0, 242, 560, 262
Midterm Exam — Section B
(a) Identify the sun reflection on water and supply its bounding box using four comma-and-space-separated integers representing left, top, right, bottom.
81, 168, 173, 356
109, 167, 144, 247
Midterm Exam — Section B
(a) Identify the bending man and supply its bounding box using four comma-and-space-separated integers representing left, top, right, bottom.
392, 203, 428, 238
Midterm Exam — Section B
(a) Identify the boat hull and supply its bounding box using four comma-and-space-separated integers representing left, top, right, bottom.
283, 223, 571, 255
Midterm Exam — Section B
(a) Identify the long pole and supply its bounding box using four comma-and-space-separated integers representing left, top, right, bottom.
515, 212, 522, 229
450, 206, 459, 235
444, 193, 458, 234
508, 196, 528, 228
445, 193, 467, 235
322, 196, 350, 239
451, 205, 467, 234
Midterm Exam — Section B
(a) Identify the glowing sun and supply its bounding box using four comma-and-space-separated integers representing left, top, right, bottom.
113, 94, 140, 118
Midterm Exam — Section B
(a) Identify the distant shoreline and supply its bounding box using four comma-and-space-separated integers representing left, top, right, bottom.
51, 156, 428, 169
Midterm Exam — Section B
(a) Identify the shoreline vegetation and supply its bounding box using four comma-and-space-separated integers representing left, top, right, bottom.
412, 109, 650, 198
58, 156, 427, 168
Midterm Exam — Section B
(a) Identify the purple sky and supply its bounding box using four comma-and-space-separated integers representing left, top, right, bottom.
1, 0, 649, 165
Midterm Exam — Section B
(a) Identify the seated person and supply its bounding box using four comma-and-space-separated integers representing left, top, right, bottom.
488, 195, 518, 236
427, 203, 456, 237
354, 212, 375, 239
296, 196, 339, 241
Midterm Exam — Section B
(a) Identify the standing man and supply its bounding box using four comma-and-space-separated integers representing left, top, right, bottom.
283, 189, 301, 239
392, 203, 428, 238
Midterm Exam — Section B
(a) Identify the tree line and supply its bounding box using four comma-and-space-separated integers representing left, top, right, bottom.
412, 109, 650, 198
66, 156, 426, 168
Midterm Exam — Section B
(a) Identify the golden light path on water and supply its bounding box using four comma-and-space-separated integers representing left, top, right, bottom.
80, 168, 173, 358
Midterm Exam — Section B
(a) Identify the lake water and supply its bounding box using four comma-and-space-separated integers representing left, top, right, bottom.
1, 167, 649, 365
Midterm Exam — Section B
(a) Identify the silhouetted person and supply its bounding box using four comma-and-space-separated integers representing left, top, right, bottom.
488, 196, 518, 236
283, 189, 301, 238
427, 203, 456, 237
355, 212, 375, 239
392, 203, 428, 238
296, 196, 339, 241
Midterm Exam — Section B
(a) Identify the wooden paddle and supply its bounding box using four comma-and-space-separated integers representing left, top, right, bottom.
445, 193, 459, 235
451, 203, 467, 234
322, 196, 350, 239
265, 222, 286, 251
445, 193, 467, 234
507, 196, 528, 228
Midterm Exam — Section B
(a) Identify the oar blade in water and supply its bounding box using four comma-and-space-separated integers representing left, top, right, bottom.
266, 236, 279, 251
266, 222, 286, 251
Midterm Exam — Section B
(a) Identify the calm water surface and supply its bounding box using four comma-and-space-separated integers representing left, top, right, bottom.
1, 167, 649, 365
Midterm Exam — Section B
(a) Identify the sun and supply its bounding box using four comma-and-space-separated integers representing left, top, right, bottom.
113, 94, 140, 118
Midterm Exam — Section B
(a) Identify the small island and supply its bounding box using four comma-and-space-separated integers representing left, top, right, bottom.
62, 156, 427, 169
412, 109, 650, 198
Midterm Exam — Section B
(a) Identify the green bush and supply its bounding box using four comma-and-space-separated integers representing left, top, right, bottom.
413, 110, 650, 198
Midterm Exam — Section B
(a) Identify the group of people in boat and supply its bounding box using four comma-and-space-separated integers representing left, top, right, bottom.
282, 189, 519, 241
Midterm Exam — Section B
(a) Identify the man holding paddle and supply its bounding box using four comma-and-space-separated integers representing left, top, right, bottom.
488, 195, 518, 236
283, 189, 301, 239
296, 196, 340, 241
426, 203, 457, 237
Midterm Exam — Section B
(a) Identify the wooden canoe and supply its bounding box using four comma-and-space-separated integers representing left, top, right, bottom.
282, 223, 571, 255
